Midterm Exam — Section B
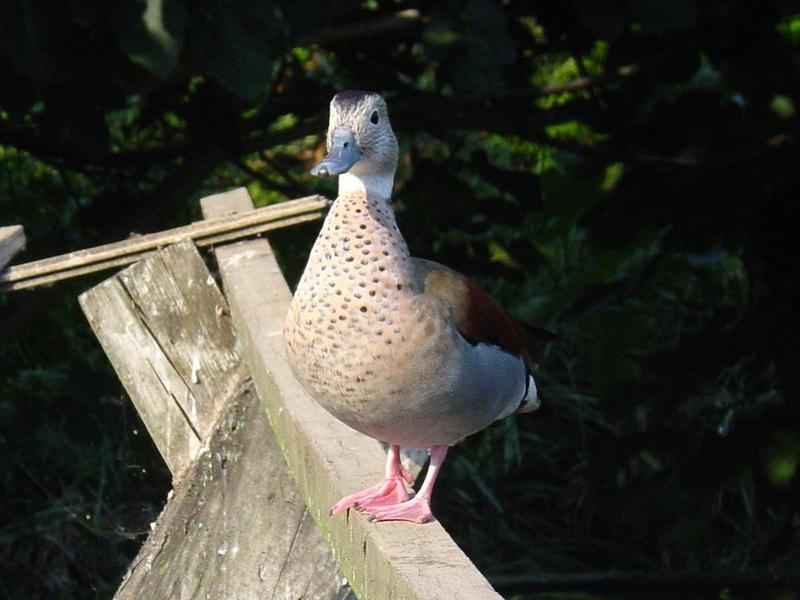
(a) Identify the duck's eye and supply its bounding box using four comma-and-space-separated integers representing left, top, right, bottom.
370, 111, 379, 124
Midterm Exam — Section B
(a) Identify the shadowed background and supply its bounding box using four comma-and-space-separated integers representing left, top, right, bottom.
1, 1, 798, 598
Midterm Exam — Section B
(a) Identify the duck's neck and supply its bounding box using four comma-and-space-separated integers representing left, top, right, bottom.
333, 171, 404, 259
315, 169, 412, 287
338, 170, 394, 200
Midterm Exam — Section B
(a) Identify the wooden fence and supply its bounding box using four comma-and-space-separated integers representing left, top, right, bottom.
19, 187, 504, 599
4, 189, 799, 599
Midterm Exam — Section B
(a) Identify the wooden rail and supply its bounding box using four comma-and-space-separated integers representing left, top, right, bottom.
206, 188, 502, 599
1, 195, 326, 292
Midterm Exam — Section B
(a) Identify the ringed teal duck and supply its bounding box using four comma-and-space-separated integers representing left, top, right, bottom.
284, 90, 540, 523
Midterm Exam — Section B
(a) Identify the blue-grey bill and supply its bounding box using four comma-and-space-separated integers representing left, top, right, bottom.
310, 128, 363, 176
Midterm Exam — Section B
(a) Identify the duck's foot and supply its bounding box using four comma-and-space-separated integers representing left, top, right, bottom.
365, 495, 434, 524
363, 445, 448, 524
329, 475, 411, 516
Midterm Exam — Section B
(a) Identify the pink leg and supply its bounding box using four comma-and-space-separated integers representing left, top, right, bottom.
329, 444, 414, 516
367, 446, 448, 524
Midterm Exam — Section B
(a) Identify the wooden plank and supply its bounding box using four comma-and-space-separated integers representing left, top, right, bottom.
209, 203, 502, 599
0, 225, 25, 271
79, 240, 244, 478
80, 221, 348, 598
114, 382, 349, 600
1, 195, 327, 292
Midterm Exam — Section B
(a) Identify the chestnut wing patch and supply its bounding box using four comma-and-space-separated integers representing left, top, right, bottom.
413, 259, 528, 361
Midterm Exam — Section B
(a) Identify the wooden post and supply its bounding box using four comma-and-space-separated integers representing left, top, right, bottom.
206, 191, 503, 599
79, 229, 349, 599
0, 225, 25, 271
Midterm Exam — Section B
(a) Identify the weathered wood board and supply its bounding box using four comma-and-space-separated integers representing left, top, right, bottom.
80, 227, 350, 599
206, 191, 503, 599
79, 240, 243, 478
114, 381, 349, 600
0, 225, 25, 271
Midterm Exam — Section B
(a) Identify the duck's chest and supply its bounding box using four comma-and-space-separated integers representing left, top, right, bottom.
284, 194, 445, 404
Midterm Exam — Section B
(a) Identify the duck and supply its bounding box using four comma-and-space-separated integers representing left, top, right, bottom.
284, 90, 541, 523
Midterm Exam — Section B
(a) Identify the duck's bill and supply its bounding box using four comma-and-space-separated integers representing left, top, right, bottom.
311, 128, 363, 177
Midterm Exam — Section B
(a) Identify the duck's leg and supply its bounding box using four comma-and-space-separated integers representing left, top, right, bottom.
329, 444, 414, 516
366, 446, 448, 524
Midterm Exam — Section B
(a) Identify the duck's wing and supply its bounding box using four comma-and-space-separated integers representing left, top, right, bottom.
411, 257, 553, 378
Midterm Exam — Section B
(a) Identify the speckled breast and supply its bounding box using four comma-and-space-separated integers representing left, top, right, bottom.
284, 192, 436, 431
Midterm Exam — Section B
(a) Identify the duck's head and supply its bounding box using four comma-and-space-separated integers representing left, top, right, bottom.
311, 90, 398, 197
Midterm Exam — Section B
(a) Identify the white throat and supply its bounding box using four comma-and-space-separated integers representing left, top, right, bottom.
338, 172, 394, 199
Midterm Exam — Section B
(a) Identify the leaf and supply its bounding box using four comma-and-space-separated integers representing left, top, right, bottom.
106, 0, 187, 79
540, 162, 606, 220
764, 432, 800, 489
189, 0, 285, 100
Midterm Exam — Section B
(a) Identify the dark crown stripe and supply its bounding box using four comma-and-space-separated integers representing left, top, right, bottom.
333, 90, 376, 108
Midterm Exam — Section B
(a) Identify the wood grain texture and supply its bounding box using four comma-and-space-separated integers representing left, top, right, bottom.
0, 225, 25, 271
200, 187, 257, 218
114, 382, 349, 600
79, 240, 243, 478
209, 209, 502, 598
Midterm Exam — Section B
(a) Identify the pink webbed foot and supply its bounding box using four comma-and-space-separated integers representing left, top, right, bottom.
329, 475, 411, 516
365, 446, 448, 524
330, 444, 414, 516
367, 495, 434, 524
330, 445, 448, 525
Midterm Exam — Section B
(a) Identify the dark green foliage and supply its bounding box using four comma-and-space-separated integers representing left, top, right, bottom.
1, 1, 799, 597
